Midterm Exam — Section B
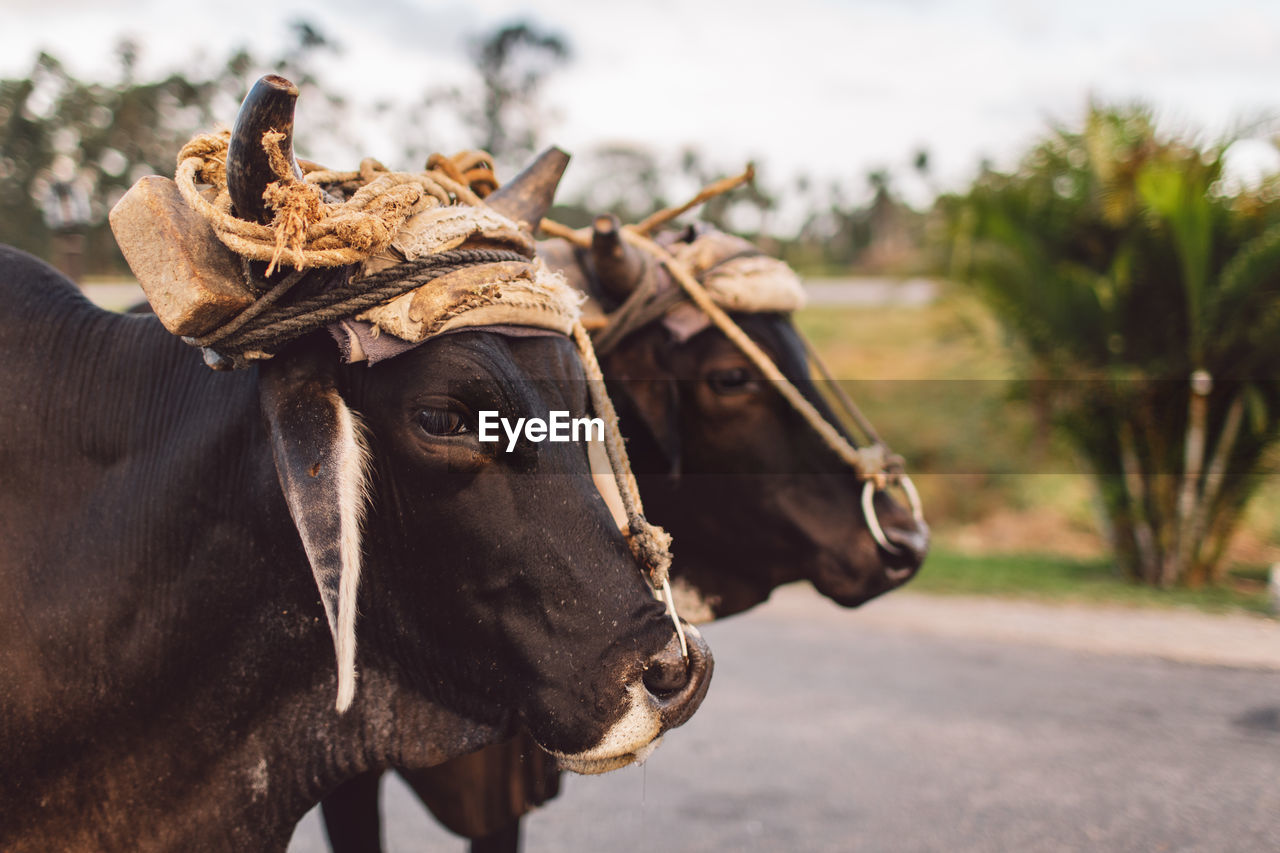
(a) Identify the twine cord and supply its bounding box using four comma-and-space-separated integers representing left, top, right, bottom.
626, 226, 899, 484
572, 321, 686, 656
188, 249, 530, 356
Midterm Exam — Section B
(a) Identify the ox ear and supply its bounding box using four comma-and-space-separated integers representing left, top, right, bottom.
606, 329, 682, 476
258, 338, 371, 713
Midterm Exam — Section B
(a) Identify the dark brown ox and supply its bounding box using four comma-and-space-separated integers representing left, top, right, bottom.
0, 79, 711, 852
320, 216, 929, 852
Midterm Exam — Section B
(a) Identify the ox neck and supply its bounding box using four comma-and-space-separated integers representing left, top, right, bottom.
174, 671, 506, 851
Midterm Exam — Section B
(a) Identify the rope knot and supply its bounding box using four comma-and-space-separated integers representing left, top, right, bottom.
262, 179, 329, 275
570, 321, 686, 654
624, 519, 674, 589
260, 131, 332, 275
849, 443, 889, 487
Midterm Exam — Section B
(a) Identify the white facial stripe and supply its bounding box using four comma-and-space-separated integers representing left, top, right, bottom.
333, 394, 372, 713
552, 682, 664, 775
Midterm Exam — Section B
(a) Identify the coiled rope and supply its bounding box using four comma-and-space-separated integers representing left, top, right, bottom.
175, 131, 496, 275
172, 134, 533, 361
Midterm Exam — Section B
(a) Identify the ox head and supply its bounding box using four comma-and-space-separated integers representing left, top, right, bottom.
216, 76, 711, 772
547, 218, 929, 620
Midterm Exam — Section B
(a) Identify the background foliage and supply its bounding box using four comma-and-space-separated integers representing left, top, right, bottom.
938, 106, 1280, 586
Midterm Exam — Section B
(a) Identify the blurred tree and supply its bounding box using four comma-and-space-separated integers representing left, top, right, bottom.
553, 142, 667, 227
551, 142, 778, 244
677, 145, 775, 239
379, 86, 464, 170
0, 22, 350, 273
378, 20, 570, 173
786, 166, 925, 274
940, 105, 1280, 587
464, 21, 569, 168
912, 148, 930, 176
862, 168, 918, 271
0, 46, 225, 269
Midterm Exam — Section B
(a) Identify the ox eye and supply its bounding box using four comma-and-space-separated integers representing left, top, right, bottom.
415, 407, 471, 436
706, 366, 759, 395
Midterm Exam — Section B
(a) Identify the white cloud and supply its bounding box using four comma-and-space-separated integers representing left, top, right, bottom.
7, 0, 1280, 220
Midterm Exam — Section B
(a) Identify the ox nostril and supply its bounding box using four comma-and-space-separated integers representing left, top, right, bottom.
643, 634, 690, 695
645, 622, 714, 733
883, 522, 931, 569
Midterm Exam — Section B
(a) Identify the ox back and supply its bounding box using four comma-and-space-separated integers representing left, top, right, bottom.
0, 246, 501, 850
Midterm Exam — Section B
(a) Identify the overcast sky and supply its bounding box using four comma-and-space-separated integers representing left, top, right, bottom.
6, 0, 1280, 214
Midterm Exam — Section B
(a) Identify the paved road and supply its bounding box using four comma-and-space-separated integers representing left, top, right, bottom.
802, 277, 938, 308
289, 587, 1280, 852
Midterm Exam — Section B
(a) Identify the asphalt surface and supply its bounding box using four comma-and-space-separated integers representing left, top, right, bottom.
288, 587, 1280, 852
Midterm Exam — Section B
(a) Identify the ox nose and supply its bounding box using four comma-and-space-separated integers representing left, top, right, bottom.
642, 622, 714, 731
882, 521, 931, 582
644, 635, 691, 693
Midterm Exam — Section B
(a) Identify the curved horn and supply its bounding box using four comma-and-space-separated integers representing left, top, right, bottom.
485, 146, 570, 231
591, 213, 648, 301
227, 74, 304, 225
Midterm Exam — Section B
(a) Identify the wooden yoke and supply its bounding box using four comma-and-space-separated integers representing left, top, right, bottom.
109, 176, 251, 337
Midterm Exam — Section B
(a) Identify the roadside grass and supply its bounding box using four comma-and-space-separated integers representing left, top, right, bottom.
913, 548, 1274, 616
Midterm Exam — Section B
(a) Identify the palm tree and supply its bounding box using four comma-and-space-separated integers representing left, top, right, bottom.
940, 105, 1280, 587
